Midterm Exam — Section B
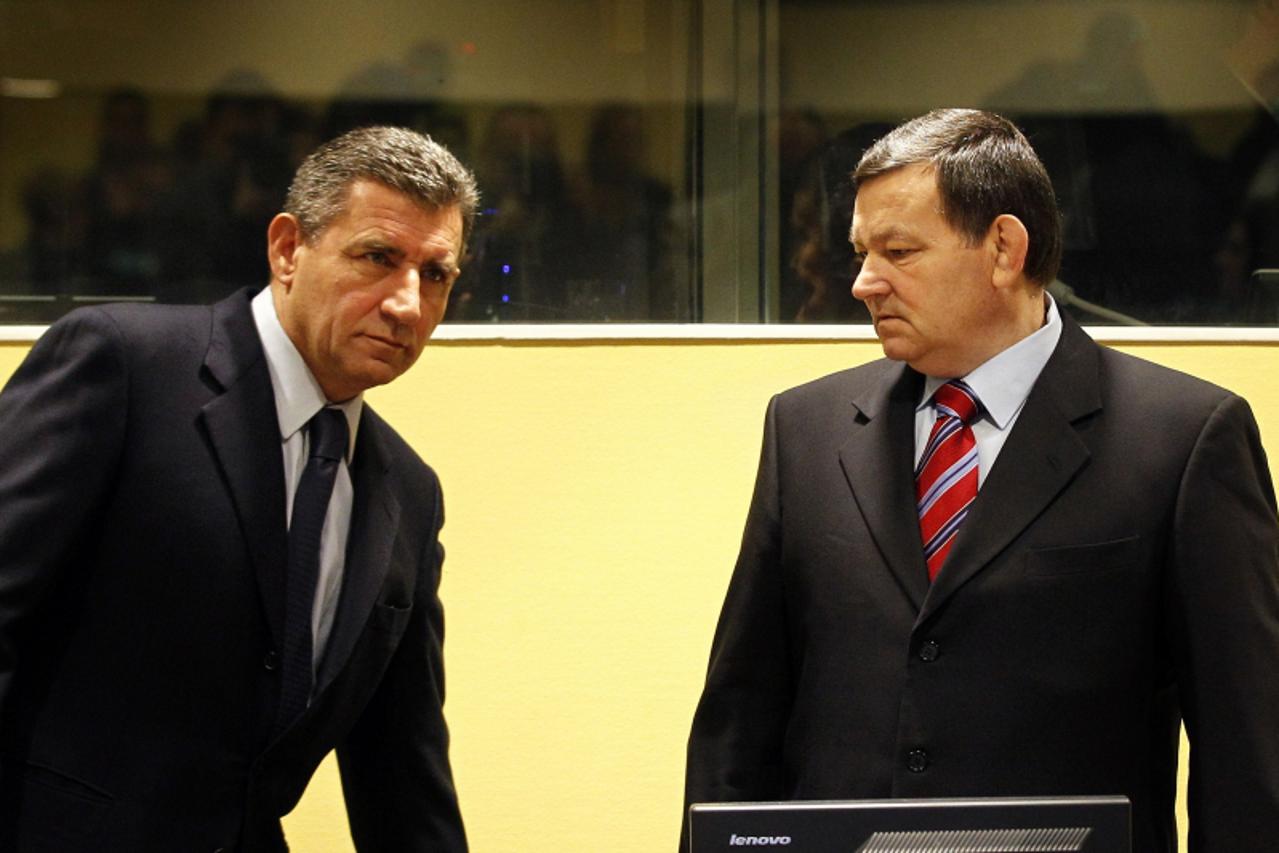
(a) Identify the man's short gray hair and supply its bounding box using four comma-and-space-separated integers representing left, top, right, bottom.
285, 125, 479, 251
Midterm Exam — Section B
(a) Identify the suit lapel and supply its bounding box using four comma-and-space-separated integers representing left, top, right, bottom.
199, 291, 290, 647
919, 315, 1102, 624
839, 364, 931, 611
316, 414, 402, 692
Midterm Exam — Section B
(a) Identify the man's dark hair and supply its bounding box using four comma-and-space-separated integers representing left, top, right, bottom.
285, 125, 480, 251
854, 109, 1062, 286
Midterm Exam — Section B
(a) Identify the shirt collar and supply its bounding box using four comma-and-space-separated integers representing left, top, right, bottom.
251, 287, 362, 461
920, 293, 1062, 430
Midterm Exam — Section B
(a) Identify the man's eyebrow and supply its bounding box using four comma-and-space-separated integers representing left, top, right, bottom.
424, 257, 462, 277
852, 224, 917, 247
350, 234, 461, 273
352, 237, 402, 255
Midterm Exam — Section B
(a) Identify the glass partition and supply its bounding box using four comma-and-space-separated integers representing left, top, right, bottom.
773, 0, 1278, 326
2, 0, 1276, 326
0, 0, 701, 323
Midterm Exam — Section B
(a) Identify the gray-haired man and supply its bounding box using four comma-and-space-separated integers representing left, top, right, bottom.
0, 126, 476, 852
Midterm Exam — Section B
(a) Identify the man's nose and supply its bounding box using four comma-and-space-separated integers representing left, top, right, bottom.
384, 268, 423, 324
851, 256, 888, 301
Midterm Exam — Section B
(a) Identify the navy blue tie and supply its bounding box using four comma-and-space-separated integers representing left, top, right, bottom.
274, 407, 348, 735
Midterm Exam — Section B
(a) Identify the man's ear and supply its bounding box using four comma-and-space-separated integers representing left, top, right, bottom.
990, 213, 1029, 288
267, 213, 302, 287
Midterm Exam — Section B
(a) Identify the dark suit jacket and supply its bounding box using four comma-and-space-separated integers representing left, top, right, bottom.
684, 314, 1279, 852
0, 289, 466, 852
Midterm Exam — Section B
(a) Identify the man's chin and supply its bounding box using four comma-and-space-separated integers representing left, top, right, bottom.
876, 335, 917, 364
330, 360, 406, 399
361, 364, 404, 390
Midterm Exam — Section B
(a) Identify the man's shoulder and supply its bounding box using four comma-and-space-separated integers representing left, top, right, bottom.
774, 357, 901, 406
28, 301, 219, 381
62, 299, 213, 332
1095, 344, 1239, 414
359, 406, 439, 488
46, 299, 217, 355
754, 359, 908, 442
44, 291, 263, 378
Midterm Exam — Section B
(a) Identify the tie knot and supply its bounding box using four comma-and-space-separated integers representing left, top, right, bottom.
933, 380, 981, 425
308, 407, 349, 463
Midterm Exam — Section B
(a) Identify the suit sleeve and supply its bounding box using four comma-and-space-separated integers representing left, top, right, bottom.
1169, 394, 1279, 851
336, 477, 467, 853
681, 396, 795, 846
0, 311, 128, 721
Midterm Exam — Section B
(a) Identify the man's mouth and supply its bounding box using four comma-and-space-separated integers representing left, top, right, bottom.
364, 333, 407, 351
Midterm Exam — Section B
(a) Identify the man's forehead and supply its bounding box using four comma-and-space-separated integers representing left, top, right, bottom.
850, 221, 921, 247
851, 166, 944, 240
855, 164, 939, 207
333, 185, 462, 248
341, 179, 439, 217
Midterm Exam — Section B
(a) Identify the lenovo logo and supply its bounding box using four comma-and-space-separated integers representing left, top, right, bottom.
729, 833, 792, 846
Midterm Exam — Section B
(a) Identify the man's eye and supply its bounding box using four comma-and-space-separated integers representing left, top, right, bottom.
365, 251, 393, 266
422, 265, 454, 285
887, 247, 916, 260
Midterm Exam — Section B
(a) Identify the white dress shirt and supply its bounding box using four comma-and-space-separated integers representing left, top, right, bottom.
914, 294, 1063, 487
251, 287, 363, 671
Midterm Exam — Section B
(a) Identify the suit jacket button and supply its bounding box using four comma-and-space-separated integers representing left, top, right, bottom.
907, 749, 929, 773
263, 650, 279, 671
919, 641, 939, 662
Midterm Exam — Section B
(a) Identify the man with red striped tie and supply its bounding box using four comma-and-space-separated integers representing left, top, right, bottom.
682, 109, 1279, 852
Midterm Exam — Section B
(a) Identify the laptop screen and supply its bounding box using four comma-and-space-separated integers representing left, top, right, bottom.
688, 796, 1130, 852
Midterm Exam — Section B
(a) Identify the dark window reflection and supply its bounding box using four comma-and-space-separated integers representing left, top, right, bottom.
4, 75, 320, 318
777, 1, 1279, 326
2, 63, 688, 325
451, 102, 682, 322
8, 1, 1279, 327
987, 11, 1255, 325
778, 113, 876, 324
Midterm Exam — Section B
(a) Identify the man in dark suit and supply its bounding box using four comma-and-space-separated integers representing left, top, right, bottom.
683, 109, 1279, 851
0, 126, 476, 851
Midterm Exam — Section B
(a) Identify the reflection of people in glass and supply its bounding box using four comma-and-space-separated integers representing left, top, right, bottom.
571, 103, 681, 320
683, 109, 1279, 853
82, 88, 171, 295
452, 103, 578, 320
987, 11, 1220, 323
1216, 71, 1279, 322
161, 70, 296, 302
322, 39, 468, 159
1219, 2, 1279, 322
783, 125, 885, 323
777, 110, 830, 320
17, 169, 86, 295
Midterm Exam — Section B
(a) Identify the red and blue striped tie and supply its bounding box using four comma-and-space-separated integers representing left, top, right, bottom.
916, 380, 981, 581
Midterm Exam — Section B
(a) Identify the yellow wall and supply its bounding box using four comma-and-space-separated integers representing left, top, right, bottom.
2, 335, 1275, 851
